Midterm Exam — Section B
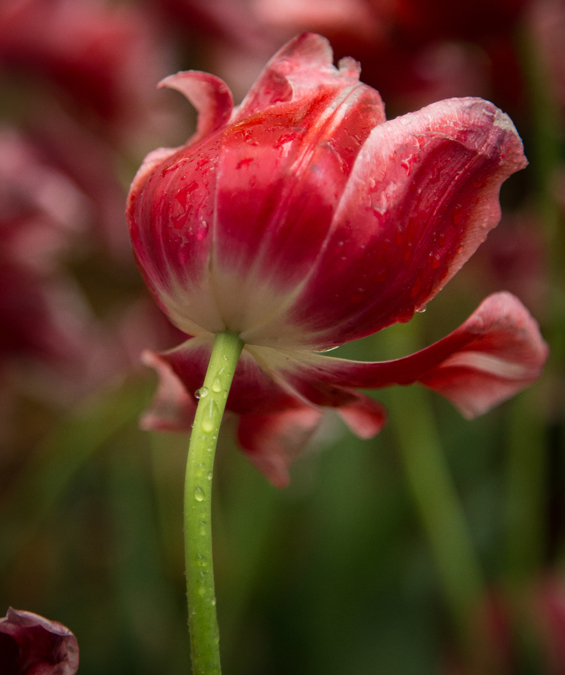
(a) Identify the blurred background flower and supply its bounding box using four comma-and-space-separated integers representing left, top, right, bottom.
0, 1, 563, 674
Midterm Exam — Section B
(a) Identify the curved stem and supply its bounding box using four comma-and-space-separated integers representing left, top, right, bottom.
184, 332, 244, 675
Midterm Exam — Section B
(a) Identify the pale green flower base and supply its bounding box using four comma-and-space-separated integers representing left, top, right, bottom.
184, 332, 244, 675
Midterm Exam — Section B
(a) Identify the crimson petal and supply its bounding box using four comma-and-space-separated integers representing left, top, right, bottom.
237, 407, 324, 488
252, 292, 548, 419
212, 35, 386, 339
268, 98, 528, 349
158, 71, 233, 146
141, 335, 386, 485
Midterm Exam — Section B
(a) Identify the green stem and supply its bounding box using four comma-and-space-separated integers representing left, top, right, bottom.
184, 332, 244, 675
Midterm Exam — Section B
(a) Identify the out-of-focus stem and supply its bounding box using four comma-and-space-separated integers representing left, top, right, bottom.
383, 322, 484, 653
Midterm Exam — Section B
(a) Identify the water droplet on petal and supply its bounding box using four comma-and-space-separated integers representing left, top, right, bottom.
194, 486, 205, 502
195, 387, 209, 399
211, 378, 222, 393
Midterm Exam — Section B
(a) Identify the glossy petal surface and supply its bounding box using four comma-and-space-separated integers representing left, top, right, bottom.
253, 98, 528, 348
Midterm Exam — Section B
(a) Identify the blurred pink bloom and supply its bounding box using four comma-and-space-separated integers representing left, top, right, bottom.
0, 128, 89, 369
28, 113, 132, 260
127, 34, 547, 486
0, 0, 172, 141
0, 607, 78, 675
156, 0, 528, 111
469, 212, 548, 316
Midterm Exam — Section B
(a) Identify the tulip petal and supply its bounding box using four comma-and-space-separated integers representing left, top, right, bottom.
141, 334, 387, 484
0, 608, 79, 675
251, 292, 548, 419
211, 37, 385, 340
235, 33, 355, 118
127, 73, 234, 338
159, 71, 233, 145
260, 98, 527, 349
237, 407, 324, 488
127, 131, 225, 337
141, 336, 304, 419
139, 350, 196, 432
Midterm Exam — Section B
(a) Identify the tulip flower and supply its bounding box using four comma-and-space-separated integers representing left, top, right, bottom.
127, 32, 549, 675
127, 32, 547, 486
0, 608, 79, 675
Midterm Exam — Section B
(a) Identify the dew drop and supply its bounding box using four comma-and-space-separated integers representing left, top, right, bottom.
202, 398, 219, 433
198, 587, 206, 597
211, 597, 216, 606
416, 307, 427, 313
197, 554, 207, 567
195, 387, 209, 400
211, 378, 222, 393
207, 472, 213, 481
194, 486, 205, 502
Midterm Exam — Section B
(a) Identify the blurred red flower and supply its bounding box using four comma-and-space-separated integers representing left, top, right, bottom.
0, 607, 78, 675
0, 128, 89, 370
127, 33, 547, 486
155, 0, 529, 112
0, 0, 172, 141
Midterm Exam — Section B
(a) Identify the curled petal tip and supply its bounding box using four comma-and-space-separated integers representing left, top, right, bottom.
421, 291, 549, 418
158, 70, 233, 143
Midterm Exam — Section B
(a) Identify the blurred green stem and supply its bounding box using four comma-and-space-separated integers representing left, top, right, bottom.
505, 391, 546, 585
184, 332, 244, 675
383, 323, 484, 652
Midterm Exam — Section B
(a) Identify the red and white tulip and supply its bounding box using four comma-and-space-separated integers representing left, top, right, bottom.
127, 33, 548, 487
